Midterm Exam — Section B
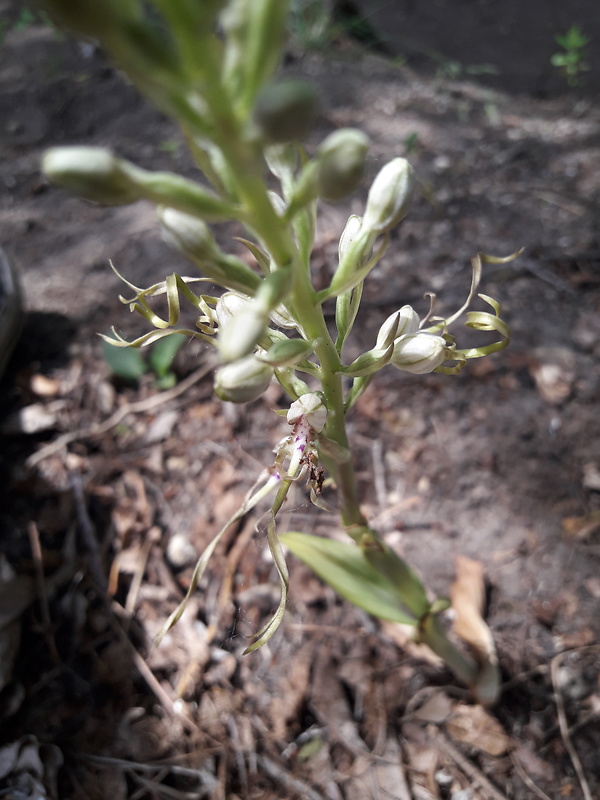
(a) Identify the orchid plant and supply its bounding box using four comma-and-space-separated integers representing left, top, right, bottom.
41, 0, 519, 703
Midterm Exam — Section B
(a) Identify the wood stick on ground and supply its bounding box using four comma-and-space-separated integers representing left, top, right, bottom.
550, 650, 594, 800
431, 728, 509, 800
510, 753, 553, 800
256, 754, 330, 800
70, 471, 107, 592
27, 520, 61, 665
78, 752, 219, 790
106, 600, 201, 737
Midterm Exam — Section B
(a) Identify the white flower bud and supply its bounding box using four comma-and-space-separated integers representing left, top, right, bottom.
253, 79, 318, 143
158, 207, 260, 294
215, 292, 251, 329
376, 305, 419, 349
267, 190, 287, 217
362, 157, 415, 234
219, 302, 269, 362
158, 206, 221, 262
287, 393, 327, 432
214, 356, 273, 403
391, 332, 446, 374
269, 304, 298, 330
338, 215, 363, 261
317, 129, 369, 201
42, 147, 141, 205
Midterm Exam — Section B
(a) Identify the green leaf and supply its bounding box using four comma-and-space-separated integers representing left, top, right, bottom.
102, 337, 146, 380
362, 542, 430, 617
280, 531, 425, 625
149, 332, 185, 379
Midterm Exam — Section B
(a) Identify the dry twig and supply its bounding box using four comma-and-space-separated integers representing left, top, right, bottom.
510, 753, 553, 800
79, 753, 218, 796
431, 728, 509, 800
27, 521, 61, 665
70, 472, 107, 591
257, 754, 330, 800
550, 649, 594, 800
106, 600, 201, 737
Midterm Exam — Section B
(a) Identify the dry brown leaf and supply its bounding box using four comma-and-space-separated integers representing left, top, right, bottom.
413, 692, 454, 724
445, 703, 512, 757
528, 346, 576, 405
582, 462, 600, 491
450, 555, 499, 705
267, 643, 313, 741
402, 726, 441, 799
30, 373, 61, 397
309, 650, 367, 753
561, 511, 600, 540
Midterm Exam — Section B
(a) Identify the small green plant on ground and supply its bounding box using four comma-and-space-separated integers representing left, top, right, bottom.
40, 0, 520, 704
551, 25, 590, 87
102, 328, 185, 389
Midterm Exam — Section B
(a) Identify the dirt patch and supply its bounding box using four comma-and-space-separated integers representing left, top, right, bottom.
1, 14, 600, 800
352, 0, 600, 97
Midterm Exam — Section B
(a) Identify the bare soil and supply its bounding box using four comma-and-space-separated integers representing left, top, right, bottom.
1, 12, 600, 800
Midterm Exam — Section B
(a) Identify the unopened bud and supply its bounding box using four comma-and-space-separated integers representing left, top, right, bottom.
269, 304, 298, 330
255, 269, 292, 314
376, 305, 419, 348
338, 215, 363, 261
253, 80, 318, 143
268, 191, 287, 217
265, 143, 299, 181
219, 302, 268, 362
317, 129, 369, 202
214, 356, 273, 403
287, 393, 327, 433
158, 207, 260, 294
158, 206, 221, 262
362, 157, 414, 234
391, 332, 446, 374
215, 292, 251, 329
42, 147, 141, 205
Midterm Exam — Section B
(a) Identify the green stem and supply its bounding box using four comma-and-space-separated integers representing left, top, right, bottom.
192, 44, 378, 541
420, 614, 477, 683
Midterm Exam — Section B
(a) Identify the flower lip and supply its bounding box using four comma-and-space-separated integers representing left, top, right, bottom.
287, 393, 327, 433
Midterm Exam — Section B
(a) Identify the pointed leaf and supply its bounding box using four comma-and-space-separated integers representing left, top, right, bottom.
102, 337, 146, 380
280, 532, 422, 625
